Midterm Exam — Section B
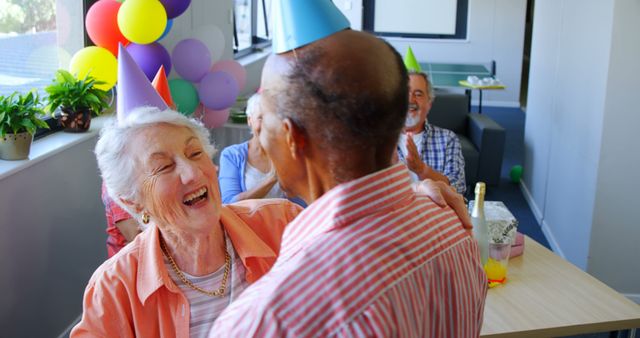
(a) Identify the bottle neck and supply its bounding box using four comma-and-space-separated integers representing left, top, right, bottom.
471, 194, 485, 218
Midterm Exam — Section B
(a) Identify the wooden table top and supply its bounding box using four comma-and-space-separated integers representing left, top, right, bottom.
481, 236, 640, 337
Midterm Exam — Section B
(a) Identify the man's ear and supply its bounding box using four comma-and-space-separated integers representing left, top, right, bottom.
282, 118, 306, 160
119, 197, 144, 215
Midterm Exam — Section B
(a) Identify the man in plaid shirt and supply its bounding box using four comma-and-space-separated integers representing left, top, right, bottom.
397, 71, 467, 194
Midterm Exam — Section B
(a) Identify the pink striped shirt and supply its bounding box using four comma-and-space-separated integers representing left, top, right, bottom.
209, 164, 487, 337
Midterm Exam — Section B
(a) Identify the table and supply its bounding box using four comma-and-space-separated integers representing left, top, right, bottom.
419, 62, 501, 114
481, 236, 640, 337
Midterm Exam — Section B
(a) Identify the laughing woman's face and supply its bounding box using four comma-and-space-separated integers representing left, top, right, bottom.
128, 123, 221, 234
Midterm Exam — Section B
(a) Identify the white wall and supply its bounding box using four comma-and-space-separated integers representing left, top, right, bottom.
0, 136, 106, 337
523, 0, 639, 300
335, 0, 527, 108
589, 0, 640, 301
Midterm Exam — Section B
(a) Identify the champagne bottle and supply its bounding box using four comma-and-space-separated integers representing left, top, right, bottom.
471, 182, 489, 265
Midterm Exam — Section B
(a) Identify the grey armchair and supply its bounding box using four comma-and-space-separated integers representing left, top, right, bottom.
428, 91, 505, 189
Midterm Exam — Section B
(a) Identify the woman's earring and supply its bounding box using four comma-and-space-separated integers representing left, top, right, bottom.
142, 212, 150, 224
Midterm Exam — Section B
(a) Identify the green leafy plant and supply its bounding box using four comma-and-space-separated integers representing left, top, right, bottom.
44, 70, 110, 116
0, 90, 49, 137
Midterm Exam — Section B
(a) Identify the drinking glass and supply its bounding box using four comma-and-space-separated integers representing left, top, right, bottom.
485, 242, 511, 287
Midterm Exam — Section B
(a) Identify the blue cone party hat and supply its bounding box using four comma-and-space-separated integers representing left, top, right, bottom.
117, 44, 168, 121
272, 0, 350, 54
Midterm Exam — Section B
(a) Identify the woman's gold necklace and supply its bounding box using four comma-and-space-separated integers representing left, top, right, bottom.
159, 235, 231, 297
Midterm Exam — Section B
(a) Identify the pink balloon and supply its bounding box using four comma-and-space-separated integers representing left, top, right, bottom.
195, 104, 230, 129
211, 60, 246, 91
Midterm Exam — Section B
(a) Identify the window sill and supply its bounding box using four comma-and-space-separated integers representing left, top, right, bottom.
0, 115, 111, 181
235, 46, 272, 67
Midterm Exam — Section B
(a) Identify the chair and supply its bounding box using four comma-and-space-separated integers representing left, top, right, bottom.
428, 91, 506, 189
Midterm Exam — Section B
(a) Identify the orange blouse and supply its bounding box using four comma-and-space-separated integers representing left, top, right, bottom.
71, 199, 302, 338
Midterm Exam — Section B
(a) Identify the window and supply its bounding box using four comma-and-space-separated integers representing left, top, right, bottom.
233, 0, 273, 58
0, 0, 58, 98
0, 0, 79, 137
363, 0, 469, 40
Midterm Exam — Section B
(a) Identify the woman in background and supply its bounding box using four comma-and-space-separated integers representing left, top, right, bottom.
218, 93, 305, 206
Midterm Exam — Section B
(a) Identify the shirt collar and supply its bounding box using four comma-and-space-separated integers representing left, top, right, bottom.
279, 163, 414, 259
136, 225, 174, 305
220, 206, 277, 283
135, 205, 280, 303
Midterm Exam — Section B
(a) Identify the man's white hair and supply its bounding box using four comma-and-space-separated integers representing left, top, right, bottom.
95, 106, 216, 226
245, 93, 260, 118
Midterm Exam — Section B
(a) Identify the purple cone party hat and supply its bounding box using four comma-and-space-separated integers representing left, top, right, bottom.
117, 44, 168, 121
404, 46, 421, 72
272, 0, 350, 54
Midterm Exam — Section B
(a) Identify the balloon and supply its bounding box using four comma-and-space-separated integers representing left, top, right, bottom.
118, 0, 167, 44
172, 38, 211, 82
69, 46, 117, 91
126, 42, 171, 81
211, 60, 246, 91
190, 24, 225, 63
158, 19, 173, 40
168, 79, 199, 115
510, 165, 523, 183
194, 104, 230, 129
86, 0, 129, 56
198, 71, 239, 110
160, 0, 191, 19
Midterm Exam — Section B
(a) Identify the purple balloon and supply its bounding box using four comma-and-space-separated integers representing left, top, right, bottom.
126, 42, 172, 81
211, 60, 246, 91
160, 0, 191, 19
172, 38, 211, 82
198, 71, 239, 110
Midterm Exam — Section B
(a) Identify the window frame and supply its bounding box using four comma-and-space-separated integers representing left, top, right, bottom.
362, 0, 469, 40
33, 0, 103, 140
233, 0, 272, 59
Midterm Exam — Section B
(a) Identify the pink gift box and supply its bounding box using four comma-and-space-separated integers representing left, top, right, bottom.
509, 232, 525, 258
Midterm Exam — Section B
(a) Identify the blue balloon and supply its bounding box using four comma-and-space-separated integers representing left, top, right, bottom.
158, 19, 173, 41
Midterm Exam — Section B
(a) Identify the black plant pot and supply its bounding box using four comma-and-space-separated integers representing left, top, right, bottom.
59, 107, 92, 132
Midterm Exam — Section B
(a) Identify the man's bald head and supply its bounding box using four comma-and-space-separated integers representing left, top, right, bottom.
262, 30, 408, 156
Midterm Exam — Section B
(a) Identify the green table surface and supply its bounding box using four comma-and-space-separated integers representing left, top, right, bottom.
420, 62, 492, 88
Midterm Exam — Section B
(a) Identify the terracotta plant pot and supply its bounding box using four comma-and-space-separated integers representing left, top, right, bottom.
59, 106, 92, 132
0, 131, 33, 160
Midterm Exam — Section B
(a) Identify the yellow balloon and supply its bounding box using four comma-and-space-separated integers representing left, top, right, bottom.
69, 46, 117, 91
118, 0, 167, 44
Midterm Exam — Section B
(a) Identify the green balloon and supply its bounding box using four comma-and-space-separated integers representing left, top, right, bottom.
168, 79, 199, 116
510, 165, 523, 183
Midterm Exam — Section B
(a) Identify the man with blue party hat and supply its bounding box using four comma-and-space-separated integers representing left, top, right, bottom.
210, 0, 485, 337
398, 46, 467, 194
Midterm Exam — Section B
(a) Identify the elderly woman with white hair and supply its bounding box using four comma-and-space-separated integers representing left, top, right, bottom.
218, 93, 305, 206
71, 107, 302, 337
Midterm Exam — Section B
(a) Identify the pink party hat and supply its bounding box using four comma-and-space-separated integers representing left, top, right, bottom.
272, 0, 350, 54
117, 43, 168, 121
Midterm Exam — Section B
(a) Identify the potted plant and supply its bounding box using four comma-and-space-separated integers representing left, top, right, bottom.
0, 90, 49, 160
229, 95, 249, 124
45, 70, 110, 132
